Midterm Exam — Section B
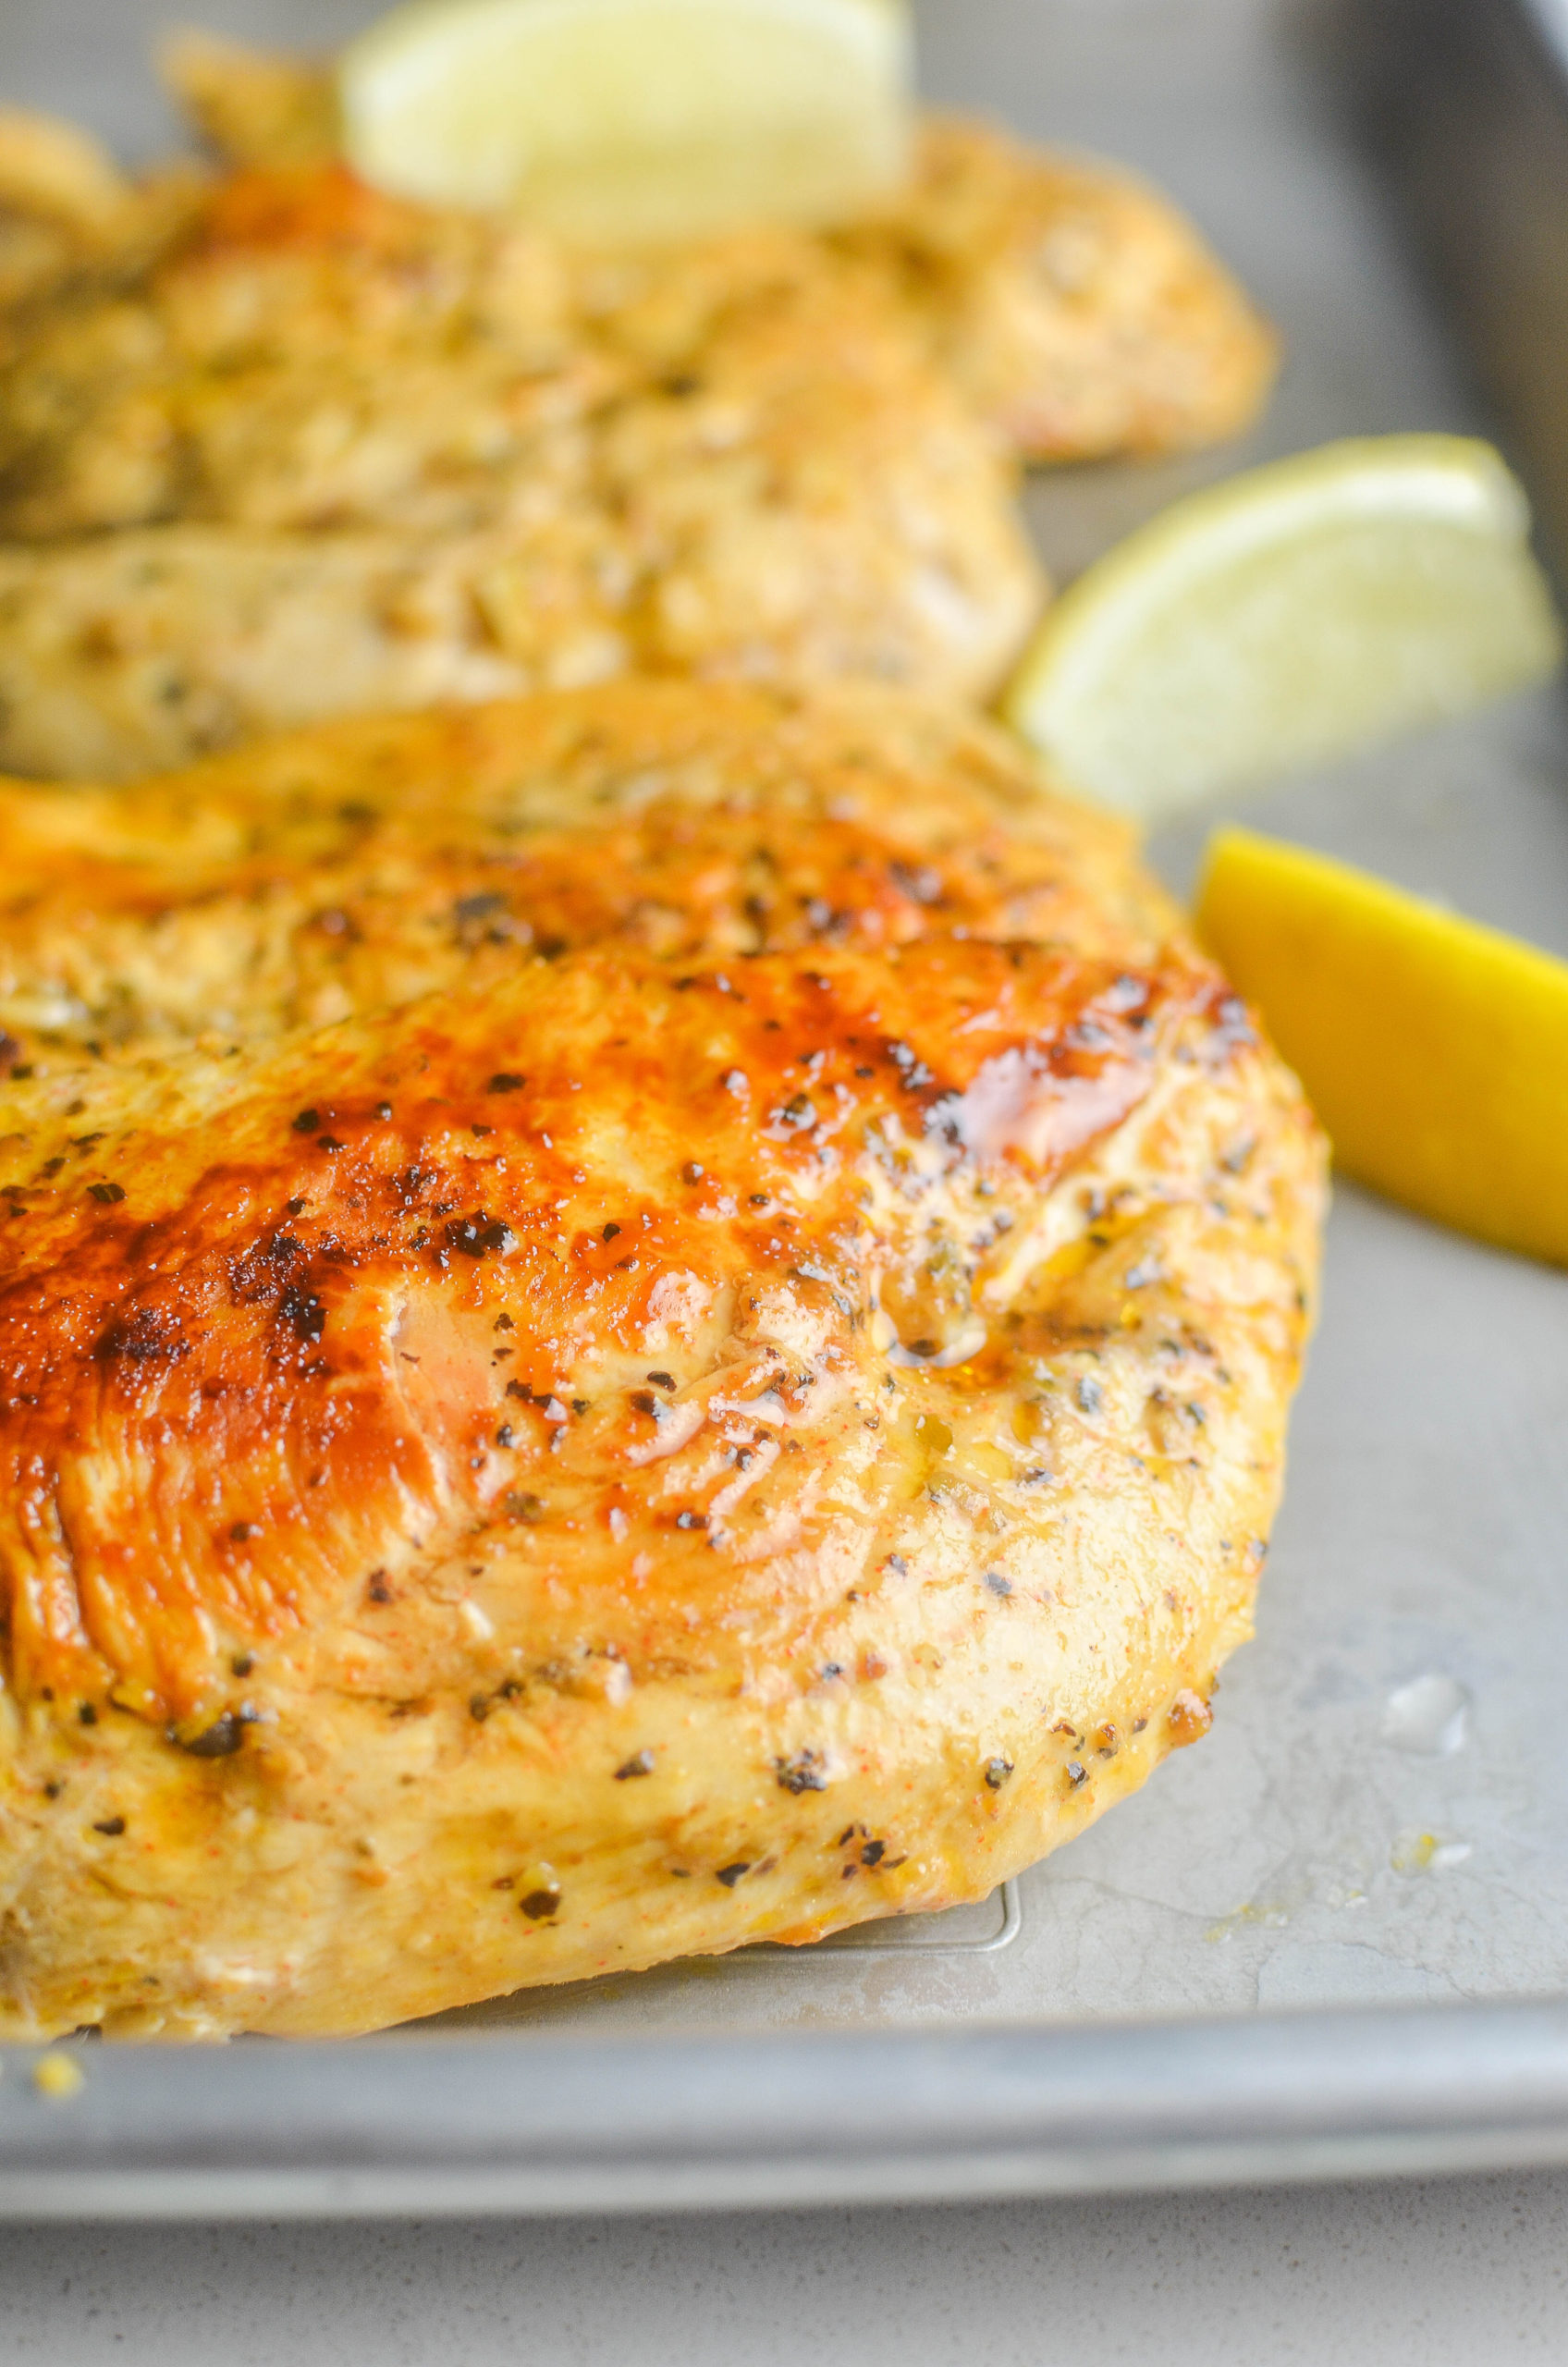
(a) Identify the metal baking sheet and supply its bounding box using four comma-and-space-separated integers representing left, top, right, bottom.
1366, 0, 1568, 583
3, 0, 1568, 2214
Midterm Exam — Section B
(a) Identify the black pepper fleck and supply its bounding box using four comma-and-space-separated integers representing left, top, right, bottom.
774, 1748, 827, 1795
178, 1711, 246, 1759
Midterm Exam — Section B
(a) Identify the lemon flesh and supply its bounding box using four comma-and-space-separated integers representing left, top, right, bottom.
340, 0, 913, 239
1006, 435, 1564, 821
1197, 825, 1568, 1269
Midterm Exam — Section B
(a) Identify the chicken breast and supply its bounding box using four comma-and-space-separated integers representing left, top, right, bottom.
0, 164, 1041, 779
0, 105, 196, 319
839, 116, 1280, 464
0, 681, 1325, 2037
0, 43, 1273, 781
160, 31, 1279, 461
0, 144, 1053, 781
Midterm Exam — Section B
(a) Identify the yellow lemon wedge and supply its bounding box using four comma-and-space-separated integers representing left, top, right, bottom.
1005, 435, 1564, 820
1196, 825, 1568, 1268
339, 0, 913, 239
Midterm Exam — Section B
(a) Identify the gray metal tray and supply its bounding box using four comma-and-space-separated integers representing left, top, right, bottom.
4, 0, 1568, 2215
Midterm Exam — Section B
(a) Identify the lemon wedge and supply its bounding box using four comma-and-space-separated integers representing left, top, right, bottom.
1197, 825, 1568, 1268
1006, 435, 1564, 820
339, 0, 913, 239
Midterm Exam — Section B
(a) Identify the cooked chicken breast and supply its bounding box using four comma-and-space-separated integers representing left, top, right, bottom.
0, 164, 1040, 778
0, 46, 1273, 780
0, 682, 1325, 2037
160, 31, 1279, 462
839, 116, 1279, 464
0, 106, 195, 318
0, 154, 1048, 779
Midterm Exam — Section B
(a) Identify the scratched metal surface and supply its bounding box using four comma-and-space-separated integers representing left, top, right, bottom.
3, 0, 1567, 2082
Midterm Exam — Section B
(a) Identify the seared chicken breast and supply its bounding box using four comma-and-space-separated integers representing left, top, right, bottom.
0, 44, 1274, 780
0, 683, 1324, 2037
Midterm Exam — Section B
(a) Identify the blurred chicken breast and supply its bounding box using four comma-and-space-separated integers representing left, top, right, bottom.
840, 115, 1279, 463
0, 162, 1041, 779
0, 39, 1273, 779
0, 682, 1324, 2036
160, 30, 1279, 461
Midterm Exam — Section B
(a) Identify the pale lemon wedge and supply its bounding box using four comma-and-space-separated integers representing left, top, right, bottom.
1006, 435, 1564, 820
1196, 825, 1568, 1268
339, 0, 913, 239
